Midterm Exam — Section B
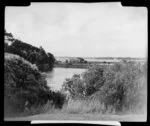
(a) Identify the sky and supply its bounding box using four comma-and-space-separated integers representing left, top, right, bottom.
5, 2, 147, 58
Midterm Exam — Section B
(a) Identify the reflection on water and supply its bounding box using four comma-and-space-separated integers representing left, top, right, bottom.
46, 68, 86, 91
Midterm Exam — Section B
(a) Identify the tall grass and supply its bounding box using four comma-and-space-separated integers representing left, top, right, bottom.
62, 99, 116, 114
21, 100, 54, 116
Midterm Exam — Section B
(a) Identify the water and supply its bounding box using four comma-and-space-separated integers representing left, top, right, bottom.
46, 68, 86, 91
84, 58, 120, 62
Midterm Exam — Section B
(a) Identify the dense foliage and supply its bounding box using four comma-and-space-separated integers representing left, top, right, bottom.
62, 61, 147, 113
4, 53, 65, 116
4, 31, 55, 72
5, 53, 50, 110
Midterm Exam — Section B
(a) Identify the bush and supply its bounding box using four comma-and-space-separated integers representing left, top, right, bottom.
62, 74, 86, 99
62, 61, 147, 113
4, 53, 52, 115
50, 91, 67, 109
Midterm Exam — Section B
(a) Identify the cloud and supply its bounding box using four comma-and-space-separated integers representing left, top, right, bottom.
5, 2, 147, 58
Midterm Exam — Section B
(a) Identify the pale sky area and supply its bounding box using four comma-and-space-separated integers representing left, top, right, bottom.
5, 2, 147, 58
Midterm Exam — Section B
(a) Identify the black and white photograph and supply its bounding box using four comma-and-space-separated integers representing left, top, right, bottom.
4, 2, 147, 121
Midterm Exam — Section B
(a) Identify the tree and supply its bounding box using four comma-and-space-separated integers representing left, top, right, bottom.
4, 53, 51, 112
4, 31, 55, 72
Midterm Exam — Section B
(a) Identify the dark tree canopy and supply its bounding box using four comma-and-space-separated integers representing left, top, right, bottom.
4, 31, 55, 72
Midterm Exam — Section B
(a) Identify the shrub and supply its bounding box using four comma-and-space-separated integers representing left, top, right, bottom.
62, 74, 86, 99
4, 53, 52, 115
50, 91, 66, 109
62, 61, 147, 113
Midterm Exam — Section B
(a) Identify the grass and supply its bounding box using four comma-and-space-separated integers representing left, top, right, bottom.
61, 98, 146, 115
61, 99, 108, 114
4, 92, 147, 121
5, 97, 147, 121
5, 99, 147, 121
5, 112, 147, 121
4, 100, 56, 118
21, 100, 54, 116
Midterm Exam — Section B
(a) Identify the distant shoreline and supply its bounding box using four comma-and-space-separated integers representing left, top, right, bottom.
54, 62, 115, 69
55, 56, 146, 60
54, 64, 89, 69
54, 59, 146, 69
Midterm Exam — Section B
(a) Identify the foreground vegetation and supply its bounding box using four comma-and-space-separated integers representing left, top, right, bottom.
4, 53, 147, 119
4, 53, 65, 117
62, 60, 147, 114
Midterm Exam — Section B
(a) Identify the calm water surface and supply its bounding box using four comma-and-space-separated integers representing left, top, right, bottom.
46, 68, 86, 91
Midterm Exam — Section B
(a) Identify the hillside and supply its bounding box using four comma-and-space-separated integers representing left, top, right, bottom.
4, 53, 50, 116
4, 53, 66, 117
4, 30, 55, 72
